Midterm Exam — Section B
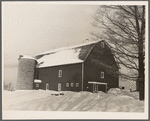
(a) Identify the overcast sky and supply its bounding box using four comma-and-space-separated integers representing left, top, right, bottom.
2, 2, 100, 66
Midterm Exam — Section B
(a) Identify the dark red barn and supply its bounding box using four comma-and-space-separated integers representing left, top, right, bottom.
34, 40, 119, 92
17, 40, 119, 93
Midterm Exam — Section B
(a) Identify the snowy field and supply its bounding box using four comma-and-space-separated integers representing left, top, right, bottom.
3, 89, 144, 112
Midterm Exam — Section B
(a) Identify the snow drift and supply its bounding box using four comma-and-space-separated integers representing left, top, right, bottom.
3, 89, 144, 112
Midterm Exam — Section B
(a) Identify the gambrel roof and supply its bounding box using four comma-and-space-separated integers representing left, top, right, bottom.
35, 41, 99, 68
20, 40, 120, 69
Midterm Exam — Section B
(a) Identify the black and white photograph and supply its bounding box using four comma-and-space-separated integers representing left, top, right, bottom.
2, 1, 148, 119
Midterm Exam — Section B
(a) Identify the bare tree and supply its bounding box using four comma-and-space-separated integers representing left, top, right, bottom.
91, 5, 145, 100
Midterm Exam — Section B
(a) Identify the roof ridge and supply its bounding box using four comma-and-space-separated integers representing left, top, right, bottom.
35, 40, 101, 57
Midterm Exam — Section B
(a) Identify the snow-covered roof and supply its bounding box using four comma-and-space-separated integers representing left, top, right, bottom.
37, 49, 83, 68
35, 41, 98, 57
35, 41, 99, 68
88, 81, 107, 85
21, 55, 37, 60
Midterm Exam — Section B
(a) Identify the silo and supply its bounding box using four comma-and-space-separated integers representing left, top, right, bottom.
17, 55, 37, 90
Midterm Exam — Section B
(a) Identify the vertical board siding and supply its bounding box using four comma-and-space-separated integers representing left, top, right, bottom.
82, 63, 84, 91
37, 63, 82, 91
84, 41, 119, 92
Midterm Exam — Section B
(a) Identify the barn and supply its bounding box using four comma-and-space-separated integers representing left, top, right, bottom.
17, 40, 119, 93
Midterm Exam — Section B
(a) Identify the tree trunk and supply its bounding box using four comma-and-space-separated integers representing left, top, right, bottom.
138, 6, 145, 101
138, 31, 145, 100
135, 6, 145, 100
138, 47, 145, 100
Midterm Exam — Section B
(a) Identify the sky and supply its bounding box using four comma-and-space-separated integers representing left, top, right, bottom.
2, 2, 99, 67
2, 1, 148, 86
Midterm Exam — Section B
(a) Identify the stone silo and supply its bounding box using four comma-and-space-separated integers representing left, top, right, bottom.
17, 55, 37, 90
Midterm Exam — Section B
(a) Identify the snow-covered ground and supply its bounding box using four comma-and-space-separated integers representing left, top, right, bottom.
3, 89, 144, 112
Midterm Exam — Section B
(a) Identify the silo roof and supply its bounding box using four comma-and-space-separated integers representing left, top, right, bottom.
21, 55, 37, 60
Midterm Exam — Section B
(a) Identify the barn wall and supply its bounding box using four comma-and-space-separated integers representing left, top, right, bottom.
17, 58, 37, 90
83, 41, 119, 91
37, 63, 82, 91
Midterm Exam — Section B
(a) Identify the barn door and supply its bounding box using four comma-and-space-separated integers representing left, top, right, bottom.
96, 84, 98, 91
46, 83, 49, 90
93, 84, 98, 93
58, 83, 61, 91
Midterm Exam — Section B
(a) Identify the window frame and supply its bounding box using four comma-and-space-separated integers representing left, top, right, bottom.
58, 83, 61, 91
71, 83, 74, 87
76, 83, 79, 87
101, 72, 104, 78
66, 83, 69, 87
58, 70, 62, 77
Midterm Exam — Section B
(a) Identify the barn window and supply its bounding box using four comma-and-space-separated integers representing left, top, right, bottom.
71, 83, 74, 87
76, 83, 79, 87
101, 42, 104, 48
36, 84, 39, 87
58, 70, 62, 77
66, 83, 69, 87
101, 72, 104, 78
